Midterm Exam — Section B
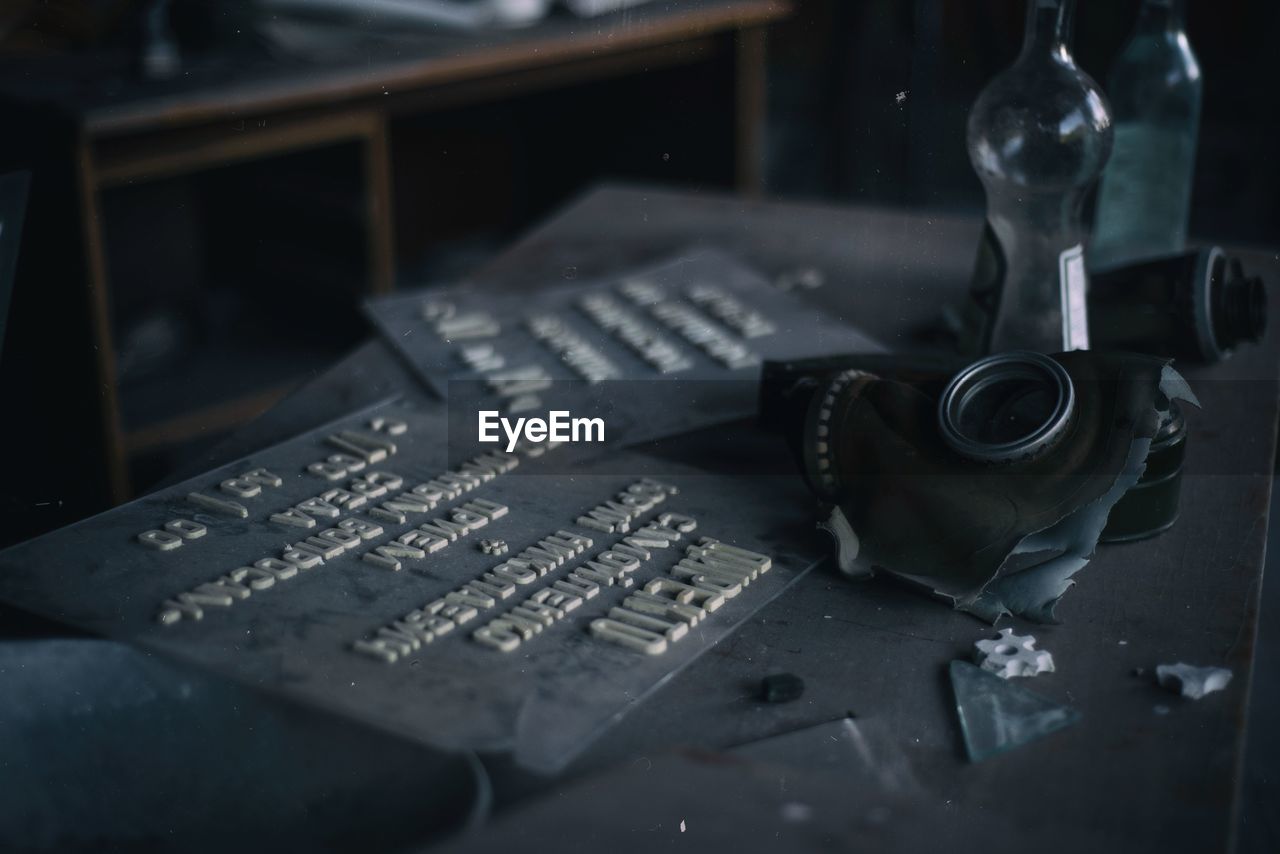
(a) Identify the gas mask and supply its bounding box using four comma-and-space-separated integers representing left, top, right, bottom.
761, 350, 1197, 623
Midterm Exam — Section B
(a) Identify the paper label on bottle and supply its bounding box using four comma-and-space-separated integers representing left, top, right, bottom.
1059, 244, 1089, 351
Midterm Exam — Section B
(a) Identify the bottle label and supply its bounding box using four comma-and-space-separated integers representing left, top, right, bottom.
1059, 244, 1089, 351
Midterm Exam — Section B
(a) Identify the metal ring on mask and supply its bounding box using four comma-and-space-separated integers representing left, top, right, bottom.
802, 369, 875, 501
938, 351, 1075, 463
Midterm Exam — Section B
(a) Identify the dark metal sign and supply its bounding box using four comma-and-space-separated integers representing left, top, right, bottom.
366, 249, 883, 446
0, 398, 825, 772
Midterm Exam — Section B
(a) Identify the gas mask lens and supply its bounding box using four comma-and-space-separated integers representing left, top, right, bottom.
939, 352, 1076, 463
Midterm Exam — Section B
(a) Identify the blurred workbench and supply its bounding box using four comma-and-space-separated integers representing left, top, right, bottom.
175, 183, 1280, 853
0, 0, 785, 535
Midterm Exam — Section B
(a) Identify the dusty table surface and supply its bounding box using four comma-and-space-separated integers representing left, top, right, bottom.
174, 184, 1280, 853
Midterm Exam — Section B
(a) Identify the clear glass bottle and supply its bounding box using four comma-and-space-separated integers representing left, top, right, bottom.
1089, 0, 1202, 271
964, 0, 1113, 354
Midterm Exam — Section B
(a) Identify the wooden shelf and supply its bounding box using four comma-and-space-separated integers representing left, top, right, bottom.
0, 0, 789, 522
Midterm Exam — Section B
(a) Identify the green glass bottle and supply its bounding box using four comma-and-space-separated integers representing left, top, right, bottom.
1090, 0, 1202, 271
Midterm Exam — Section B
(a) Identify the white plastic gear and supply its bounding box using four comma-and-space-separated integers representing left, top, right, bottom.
973, 628, 1055, 679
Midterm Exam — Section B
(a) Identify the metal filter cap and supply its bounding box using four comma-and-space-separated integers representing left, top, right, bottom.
938, 351, 1076, 463
1099, 401, 1187, 542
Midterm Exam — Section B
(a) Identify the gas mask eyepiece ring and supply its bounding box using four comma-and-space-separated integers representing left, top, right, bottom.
938, 351, 1075, 463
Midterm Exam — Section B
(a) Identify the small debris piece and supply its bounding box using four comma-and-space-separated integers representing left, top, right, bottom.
478, 539, 508, 556
950, 661, 1079, 762
775, 267, 825, 292
973, 628, 1055, 679
1155, 663, 1232, 699
760, 672, 805, 703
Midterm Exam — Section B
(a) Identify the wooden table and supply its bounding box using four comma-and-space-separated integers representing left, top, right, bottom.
179, 184, 1279, 853
0, 1, 785, 533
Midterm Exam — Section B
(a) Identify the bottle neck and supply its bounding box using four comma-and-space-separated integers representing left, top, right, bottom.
1021, 0, 1075, 61
1136, 0, 1185, 34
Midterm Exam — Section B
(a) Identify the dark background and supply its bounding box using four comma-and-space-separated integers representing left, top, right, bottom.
765, 0, 1279, 246
6, 0, 1276, 274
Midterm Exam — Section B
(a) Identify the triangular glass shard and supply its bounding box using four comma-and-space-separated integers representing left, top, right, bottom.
949, 660, 1079, 762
